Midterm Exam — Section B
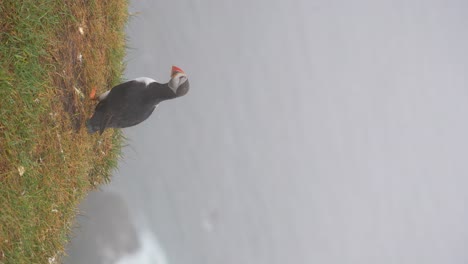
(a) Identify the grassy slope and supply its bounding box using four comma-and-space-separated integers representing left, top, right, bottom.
0, 1, 128, 263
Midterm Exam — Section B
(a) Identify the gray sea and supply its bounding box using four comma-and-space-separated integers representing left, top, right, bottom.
65, 1, 468, 263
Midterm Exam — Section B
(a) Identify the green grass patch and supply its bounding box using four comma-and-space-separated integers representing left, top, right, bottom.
0, 1, 128, 263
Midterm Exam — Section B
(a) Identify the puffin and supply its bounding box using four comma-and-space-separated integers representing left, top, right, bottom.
86, 65, 189, 134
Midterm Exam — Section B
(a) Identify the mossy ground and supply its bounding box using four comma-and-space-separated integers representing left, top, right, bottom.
0, 1, 128, 263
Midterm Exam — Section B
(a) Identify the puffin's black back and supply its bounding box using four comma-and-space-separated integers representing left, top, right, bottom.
86, 80, 173, 134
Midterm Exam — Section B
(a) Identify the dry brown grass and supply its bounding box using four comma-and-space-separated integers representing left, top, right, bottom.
0, 0, 128, 263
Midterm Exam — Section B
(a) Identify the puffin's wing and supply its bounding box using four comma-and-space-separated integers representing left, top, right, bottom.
120, 105, 157, 128
108, 79, 148, 98
88, 80, 152, 134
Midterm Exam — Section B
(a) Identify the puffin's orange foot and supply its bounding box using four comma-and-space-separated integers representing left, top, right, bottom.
89, 86, 97, 100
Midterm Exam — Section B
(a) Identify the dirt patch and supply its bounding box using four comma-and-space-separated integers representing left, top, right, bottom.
48, 0, 127, 133
51, 33, 87, 132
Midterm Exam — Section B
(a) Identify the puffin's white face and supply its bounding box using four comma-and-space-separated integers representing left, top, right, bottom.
168, 66, 190, 97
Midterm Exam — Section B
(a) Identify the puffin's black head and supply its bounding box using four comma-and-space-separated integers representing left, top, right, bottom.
168, 66, 190, 97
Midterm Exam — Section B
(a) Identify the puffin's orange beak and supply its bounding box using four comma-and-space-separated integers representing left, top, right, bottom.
171, 66, 185, 77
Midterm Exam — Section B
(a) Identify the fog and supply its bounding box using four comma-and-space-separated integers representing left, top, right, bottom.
66, 1, 468, 263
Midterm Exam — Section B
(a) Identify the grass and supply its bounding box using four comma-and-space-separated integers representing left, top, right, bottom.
0, 0, 128, 263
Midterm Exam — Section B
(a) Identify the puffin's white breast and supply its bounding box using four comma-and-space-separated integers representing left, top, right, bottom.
134, 77, 157, 86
